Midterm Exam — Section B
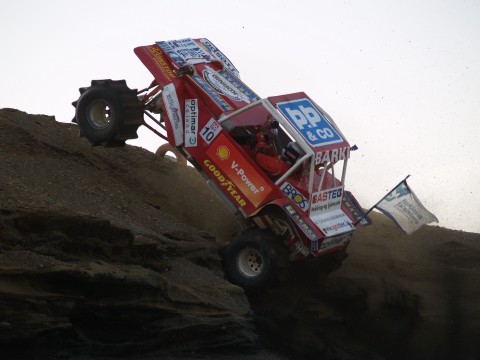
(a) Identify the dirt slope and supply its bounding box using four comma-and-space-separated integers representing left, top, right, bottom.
251, 214, 480, 359
0, 109, 479, 359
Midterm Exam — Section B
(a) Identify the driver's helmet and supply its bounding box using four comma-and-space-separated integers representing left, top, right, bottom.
262, 119, 279, 140
281, 142, 303, 165
254, 119, 279, 149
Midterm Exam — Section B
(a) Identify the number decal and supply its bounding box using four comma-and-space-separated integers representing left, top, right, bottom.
200, 118, 221, 144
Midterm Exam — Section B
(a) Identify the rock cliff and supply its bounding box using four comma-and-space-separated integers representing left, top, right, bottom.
1, 109, 479, 359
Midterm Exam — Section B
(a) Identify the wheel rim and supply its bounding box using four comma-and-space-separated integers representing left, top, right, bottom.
87, 99, 112, 129
237, 247, 264, 277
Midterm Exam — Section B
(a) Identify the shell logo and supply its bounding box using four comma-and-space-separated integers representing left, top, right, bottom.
216, 145, 230, 160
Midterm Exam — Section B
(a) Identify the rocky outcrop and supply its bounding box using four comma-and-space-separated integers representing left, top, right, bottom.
1, 108, 479, 359
0, 209, 258, 359
0, 109, 263, 359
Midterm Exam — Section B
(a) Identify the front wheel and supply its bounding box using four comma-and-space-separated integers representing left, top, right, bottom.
222, 229, 277, 292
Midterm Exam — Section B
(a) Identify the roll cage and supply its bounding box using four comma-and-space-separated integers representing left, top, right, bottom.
218, 98, 350, 198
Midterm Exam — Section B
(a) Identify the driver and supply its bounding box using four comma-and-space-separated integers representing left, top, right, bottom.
254, 123, 292, 177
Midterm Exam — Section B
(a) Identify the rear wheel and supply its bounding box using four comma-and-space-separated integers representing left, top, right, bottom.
222, 229, 277, 292
72, 79, 144, 146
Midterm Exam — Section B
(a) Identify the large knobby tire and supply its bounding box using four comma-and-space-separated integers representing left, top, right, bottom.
222, 229, 277, 292
72, 80, 144, 146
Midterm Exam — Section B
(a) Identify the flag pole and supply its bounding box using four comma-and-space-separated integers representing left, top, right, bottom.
353, 174, 411, 227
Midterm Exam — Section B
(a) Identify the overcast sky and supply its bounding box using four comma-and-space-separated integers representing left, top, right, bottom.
1, 0, 479, 233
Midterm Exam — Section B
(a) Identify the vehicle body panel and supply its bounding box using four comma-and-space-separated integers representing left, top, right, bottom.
134, 38, 370, 259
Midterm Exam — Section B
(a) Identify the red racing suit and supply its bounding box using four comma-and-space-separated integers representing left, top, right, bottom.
254, 131, 291, 177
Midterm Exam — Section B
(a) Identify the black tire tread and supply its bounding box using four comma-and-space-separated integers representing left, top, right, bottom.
72, 79, 144, 146
222, 228, 277, 292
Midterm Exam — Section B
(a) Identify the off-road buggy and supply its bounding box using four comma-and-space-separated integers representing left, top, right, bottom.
72, 38, 370, 291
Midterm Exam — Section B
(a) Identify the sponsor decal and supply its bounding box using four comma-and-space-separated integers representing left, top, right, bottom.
191, 74, 232, 111
203, 159, 247, 207
230, 160, 265, 195
311, 186, 343, 214
216, 145, 230, 160
343, 191, 371, 226
200, 118, 221, 144
318, 233, 351, 252
184, 99, 198, 147
311, 209, 353, 236
203, 66, 250, 103
157, 38, 215, 66
217, 69, 260, 102
162, 84, 183, 145
147, 45, 175, 81
283, 204, 320, 241
277, 98, 343, 148
199, 38, 240, 77
208, 134, 272, 207
280, 182, 310, 212
314, 147, 350, 165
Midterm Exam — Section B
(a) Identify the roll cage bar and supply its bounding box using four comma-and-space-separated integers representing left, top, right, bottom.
218, 98, 349, 195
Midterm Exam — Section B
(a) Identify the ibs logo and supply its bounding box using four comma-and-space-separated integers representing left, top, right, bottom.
216, 145, 230, 160
277, 98, 343, 147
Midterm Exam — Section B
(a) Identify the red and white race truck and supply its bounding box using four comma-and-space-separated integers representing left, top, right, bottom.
72, 38, 370, 291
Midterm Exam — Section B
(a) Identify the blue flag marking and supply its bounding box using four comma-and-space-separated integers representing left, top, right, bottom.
277, 99, 343, 147
385, 182, 410, 202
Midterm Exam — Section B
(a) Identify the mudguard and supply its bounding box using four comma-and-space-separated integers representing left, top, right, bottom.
259, 198, 322, 242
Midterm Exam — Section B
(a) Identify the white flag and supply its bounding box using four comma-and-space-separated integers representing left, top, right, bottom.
376, 180, 438, 234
